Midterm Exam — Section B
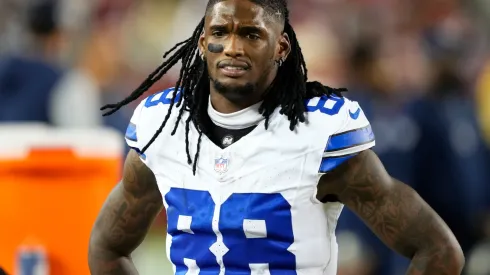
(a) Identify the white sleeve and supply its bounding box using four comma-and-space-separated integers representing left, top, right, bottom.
318, 99, 375, 173
124, 87, 180, 164
125, 100, 147, 161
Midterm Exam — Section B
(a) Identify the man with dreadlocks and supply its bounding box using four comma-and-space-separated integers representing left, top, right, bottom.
88, 0, 464, 274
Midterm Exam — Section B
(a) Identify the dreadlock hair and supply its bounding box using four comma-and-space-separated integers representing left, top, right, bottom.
101, 0, 347, 175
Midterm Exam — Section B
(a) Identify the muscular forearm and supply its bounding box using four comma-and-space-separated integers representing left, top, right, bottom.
88, 245, 139, 275
406, 245, 465, 275
386, 182, 465, 274
393, 183, 465, 274
387, 183, 465, 274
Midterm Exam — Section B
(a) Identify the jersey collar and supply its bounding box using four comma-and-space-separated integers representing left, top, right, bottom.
207, 97, 264, 130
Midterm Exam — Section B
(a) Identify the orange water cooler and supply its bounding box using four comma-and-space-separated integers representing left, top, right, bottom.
0, 125, 124, 275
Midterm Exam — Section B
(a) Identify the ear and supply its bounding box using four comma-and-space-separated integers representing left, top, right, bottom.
277, 32, 291, 61
199, 32, 206, 58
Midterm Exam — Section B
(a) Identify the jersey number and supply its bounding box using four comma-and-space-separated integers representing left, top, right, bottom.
166, 188, 296, 275
306, 95, 345, 115
144, 88, 181, 108
145, 89, 344, 117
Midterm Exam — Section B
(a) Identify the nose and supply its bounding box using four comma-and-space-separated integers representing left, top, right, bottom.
223, 35, 244, 58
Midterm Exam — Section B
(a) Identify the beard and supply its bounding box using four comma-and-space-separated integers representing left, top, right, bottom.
209, 77, 259, 102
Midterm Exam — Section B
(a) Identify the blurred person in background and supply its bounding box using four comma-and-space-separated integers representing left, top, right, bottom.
0, 0, 63, 123
336, 35, 423, 275
407, 1, 490, 261
334, 5, 432, 274
336, 2, 490, 274
0, 0, 103, 127
409, 45, 490, 258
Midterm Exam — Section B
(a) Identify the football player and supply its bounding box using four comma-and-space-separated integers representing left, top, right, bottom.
89, 0, 464, 274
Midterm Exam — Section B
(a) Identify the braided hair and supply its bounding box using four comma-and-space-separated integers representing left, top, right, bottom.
101, 0, 346, 174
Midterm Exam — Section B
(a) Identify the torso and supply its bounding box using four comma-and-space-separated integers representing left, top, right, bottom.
126, 88, 375, 274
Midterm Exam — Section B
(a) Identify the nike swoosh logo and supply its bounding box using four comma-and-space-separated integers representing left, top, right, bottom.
349, 108, 361, 120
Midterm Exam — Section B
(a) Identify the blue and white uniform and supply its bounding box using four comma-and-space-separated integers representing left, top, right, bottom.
125, 88, 375, 275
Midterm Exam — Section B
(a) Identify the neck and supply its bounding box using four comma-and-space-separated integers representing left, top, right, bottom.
209, 91, 262, 114
207, 96, 264, 130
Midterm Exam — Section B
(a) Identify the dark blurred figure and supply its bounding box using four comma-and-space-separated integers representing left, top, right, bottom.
337, 38, 415, 275
408, 5, 490, 273
409, 54, 490, 257
0, 0, 63, 123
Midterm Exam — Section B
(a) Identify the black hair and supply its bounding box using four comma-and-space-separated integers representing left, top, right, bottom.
101, 0, 346, 174
27, 0, 59, 35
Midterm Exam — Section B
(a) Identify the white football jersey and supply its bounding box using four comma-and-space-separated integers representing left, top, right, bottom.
125, 88, 375, 275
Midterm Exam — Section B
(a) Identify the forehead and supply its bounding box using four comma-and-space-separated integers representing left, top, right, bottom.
206, 0, 281, 28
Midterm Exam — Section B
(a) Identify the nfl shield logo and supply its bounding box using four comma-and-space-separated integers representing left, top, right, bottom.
214, 157, 229, 174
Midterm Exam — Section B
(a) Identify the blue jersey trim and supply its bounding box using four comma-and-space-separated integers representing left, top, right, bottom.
318, 153, 357, 173
125, 122, 137, 142
325, 125, 374, 152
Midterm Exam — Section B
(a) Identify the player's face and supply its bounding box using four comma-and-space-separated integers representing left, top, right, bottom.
200, 0, 291, 101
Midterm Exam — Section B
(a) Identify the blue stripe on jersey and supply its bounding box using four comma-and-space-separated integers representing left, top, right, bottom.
319, 153, 357, 173
130, 147, 146, 160
125, 122, 137, 142
325, 125, 374, 152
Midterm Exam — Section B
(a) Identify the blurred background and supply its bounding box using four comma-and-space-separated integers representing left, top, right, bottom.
0, 0, 489, 274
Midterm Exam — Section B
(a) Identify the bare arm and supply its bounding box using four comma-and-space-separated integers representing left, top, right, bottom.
318, 150, 465, 275
88, 150, 163, 275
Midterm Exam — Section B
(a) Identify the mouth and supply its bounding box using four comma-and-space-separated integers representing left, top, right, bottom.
217, 60, 250, 78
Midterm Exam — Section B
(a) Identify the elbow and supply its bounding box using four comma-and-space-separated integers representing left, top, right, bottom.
88, 229, 127, 261
88, 230, 112, 260
447, 243, 465, 271
415, 235, 465, 272
88, 230, 102, 264
445, 231, 465, 269
88, 231, 119, 271
432, 238, 465, 272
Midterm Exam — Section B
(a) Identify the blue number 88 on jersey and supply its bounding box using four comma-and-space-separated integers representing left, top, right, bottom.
306, 95, 345, 116
165, 188, 297, 274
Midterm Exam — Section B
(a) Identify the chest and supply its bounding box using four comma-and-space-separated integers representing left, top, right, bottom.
150, 117, 326, 192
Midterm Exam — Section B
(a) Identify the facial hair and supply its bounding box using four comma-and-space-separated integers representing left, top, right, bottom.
209, 76, 259, 102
